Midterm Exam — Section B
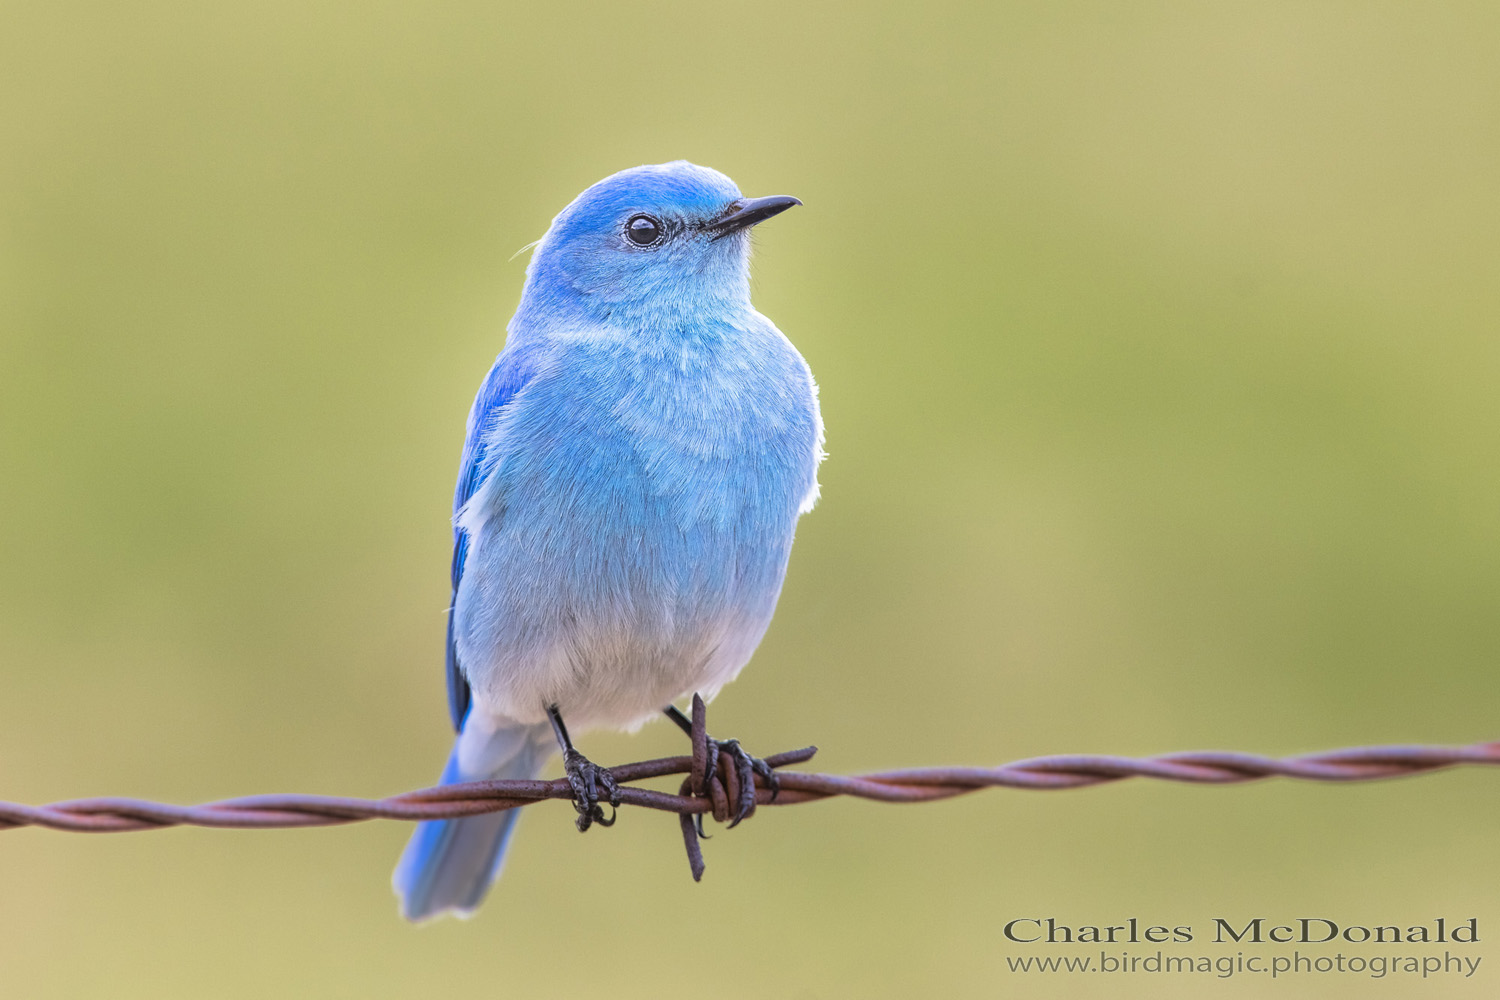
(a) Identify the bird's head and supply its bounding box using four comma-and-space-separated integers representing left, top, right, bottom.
518, 161, 800, 326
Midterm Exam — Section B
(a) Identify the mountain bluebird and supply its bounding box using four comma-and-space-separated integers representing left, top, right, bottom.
392, 161, 824, 921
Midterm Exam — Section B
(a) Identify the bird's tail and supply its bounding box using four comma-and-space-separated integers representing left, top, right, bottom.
393, 715, 553, 922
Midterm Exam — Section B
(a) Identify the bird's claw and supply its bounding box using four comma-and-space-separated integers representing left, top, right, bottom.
703, 738, 780, 828
562, 748, 620, 832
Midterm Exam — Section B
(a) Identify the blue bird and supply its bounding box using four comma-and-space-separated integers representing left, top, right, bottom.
393, 161, 824, 921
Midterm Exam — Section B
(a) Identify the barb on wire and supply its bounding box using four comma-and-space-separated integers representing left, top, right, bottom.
2, 695, 1496, 881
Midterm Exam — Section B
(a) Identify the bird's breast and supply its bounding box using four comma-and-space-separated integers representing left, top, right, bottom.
453, 322, 822, 727
539, 327, 817, 526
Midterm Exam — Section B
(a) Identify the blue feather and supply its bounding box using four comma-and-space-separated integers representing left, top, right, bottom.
445, 348, 539, 731
393, 718, 551, 921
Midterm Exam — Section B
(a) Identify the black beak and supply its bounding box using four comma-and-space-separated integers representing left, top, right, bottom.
704, 195, 802, 238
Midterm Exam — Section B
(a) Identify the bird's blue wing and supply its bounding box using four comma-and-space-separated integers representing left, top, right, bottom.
446, 347, 536, 731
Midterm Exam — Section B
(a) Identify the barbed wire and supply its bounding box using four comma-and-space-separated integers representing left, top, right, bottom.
2, 696, 1495, 880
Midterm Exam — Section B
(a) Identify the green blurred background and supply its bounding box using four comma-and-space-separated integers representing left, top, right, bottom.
3, 2, 1498, 997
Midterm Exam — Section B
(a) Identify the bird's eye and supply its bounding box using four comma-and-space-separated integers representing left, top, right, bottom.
625, 214, 663, 247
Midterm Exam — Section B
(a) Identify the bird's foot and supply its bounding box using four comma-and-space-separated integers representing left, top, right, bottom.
562, 748, 620, 832
703, 737, 780, 830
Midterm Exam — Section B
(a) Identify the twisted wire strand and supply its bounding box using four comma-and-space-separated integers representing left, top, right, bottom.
2, 729, 1494, 834
7, 703, 1498, 882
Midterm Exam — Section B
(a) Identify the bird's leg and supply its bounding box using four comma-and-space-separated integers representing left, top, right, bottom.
662, 703, 780, 829
547, 704, 620, 832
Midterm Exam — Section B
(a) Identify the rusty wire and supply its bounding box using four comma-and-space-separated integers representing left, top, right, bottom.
2, 696, 1496, 880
